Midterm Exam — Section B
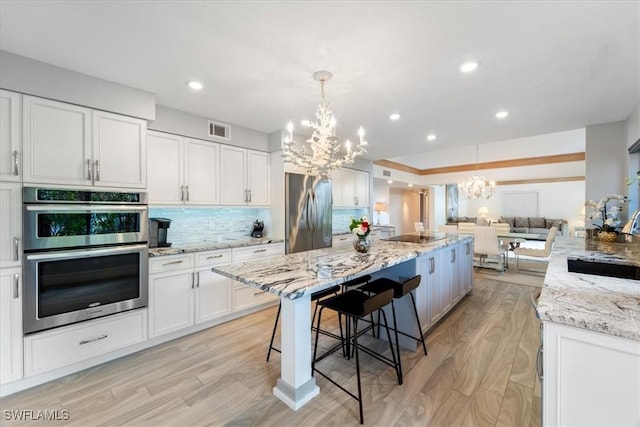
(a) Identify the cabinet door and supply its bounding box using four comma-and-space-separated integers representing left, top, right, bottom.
185, 139, 220, 205
449, 246, 461, 303
340, 168, 356, 206
353, 169, 369, 207
329, 169, 342, 207
0, 183, 22, 269
195, 269, 231, 323
147, 131, 184, 205
93, 111, 147, 188
438, 250, 453, 313
459, 241, 473, 294
0, 90, 21, 182
148, 270, 195, 337
23, 96, 92, 186
246, 150, 270, 205
0, 267, 23, 385
220, 145, 247, 204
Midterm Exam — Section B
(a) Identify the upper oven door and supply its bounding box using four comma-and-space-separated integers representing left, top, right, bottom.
23, 204, 149, 251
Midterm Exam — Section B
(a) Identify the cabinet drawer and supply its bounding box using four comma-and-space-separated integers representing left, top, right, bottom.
233, 285, 278, 311
195, 249, 231, 267
24, 310, 147, 376
149, 254, 194, 273
232, 243, 284, 263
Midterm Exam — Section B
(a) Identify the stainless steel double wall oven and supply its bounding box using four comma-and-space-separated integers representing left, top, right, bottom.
23, 188, 149, 334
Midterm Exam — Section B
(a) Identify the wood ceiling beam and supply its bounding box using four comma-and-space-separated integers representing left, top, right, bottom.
374, 152, 585, 176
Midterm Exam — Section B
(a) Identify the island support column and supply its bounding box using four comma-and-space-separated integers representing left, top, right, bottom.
272, 293, 319, 409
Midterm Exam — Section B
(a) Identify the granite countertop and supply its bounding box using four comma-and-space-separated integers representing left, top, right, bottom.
538, 237, 640, 341
148, 237, 285, 257
210, 234, 472, 300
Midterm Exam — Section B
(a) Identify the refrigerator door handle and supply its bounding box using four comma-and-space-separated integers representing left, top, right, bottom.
309, 190, 316, 233
305, 191, 312, 232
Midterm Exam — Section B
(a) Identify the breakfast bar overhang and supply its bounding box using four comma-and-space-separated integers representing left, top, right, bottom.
211, 234, 474, 410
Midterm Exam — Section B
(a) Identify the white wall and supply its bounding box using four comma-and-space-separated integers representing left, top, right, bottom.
585, 121, 629, 223
389, 188, 421, 235
372, 179, 391, 225
0, 50, 155, 120
150, 105, 269, 151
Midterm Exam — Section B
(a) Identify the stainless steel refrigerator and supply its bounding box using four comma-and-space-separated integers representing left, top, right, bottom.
285, 172, 332, 254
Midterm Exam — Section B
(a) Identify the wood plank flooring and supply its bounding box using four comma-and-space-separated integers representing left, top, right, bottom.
0, 276, 542, 426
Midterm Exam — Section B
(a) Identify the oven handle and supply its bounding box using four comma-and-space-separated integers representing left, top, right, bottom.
25, 243, 149, 261
25, 204, 148, 212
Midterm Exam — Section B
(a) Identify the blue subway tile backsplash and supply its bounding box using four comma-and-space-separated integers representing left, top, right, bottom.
332, 208, 370, 234
149, 207, 271, 246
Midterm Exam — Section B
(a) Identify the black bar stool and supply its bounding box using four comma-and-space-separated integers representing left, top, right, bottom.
358, 275, 427, 385
312, 288, 399, 424
266, 285, 341, 362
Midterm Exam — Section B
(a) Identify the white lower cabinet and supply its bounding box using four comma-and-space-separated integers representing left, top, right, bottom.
23, 309, 147, 377
149, 266, 195, 338
543, 322, 640, 427
0, 267, 22, 386
416, 240, 473, 332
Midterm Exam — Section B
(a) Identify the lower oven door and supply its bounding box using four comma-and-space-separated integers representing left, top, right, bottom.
24, 244, 148, 334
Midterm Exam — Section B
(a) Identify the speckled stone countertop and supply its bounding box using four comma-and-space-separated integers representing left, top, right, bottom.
148, 237, 284, 257
211, 234, 472, 300
538, 237, 640, 341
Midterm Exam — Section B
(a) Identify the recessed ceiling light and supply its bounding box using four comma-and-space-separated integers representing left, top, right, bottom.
187, 80, 203, 90
459, 61, 479, 73
301, 119, 310, 127
387, 180, 393, 184
408, 183, 413, 187
427, 134, 436, 141
495, 111, 509, 119
390, 113, 400, 121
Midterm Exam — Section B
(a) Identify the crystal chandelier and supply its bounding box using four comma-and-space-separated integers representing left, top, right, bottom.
283, 70, 367, 180
458, 145, 496, 199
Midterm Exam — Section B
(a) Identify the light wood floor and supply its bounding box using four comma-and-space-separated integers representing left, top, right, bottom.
1, 277, 541, 426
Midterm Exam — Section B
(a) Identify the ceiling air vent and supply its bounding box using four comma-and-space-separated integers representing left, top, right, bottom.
208, 121, 231, 141
382, 170, 391, 177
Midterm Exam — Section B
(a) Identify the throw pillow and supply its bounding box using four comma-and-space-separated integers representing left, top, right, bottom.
499, 216, 515, 227
529, 217, 546, 228
545, 219, 562, 229
514, 216, 529, 228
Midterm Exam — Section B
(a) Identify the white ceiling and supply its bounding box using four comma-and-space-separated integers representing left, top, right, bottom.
1, 1, 638, 168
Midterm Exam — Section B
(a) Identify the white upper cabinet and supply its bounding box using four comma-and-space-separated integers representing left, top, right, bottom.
147, 131, 184, 204
185, 138, 220, 205
220, 146, 270, 205
147, 131, 220, 205
92, 111, 147, 188
23, 96, 147, 189
332, 167, 369, 207
0, 90, 21, 182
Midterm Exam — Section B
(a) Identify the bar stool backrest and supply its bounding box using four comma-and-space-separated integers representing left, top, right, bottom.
399, 275, 422, 296
362, 288, 394, 316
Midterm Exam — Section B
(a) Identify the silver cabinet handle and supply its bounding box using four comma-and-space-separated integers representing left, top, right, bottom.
429, 257, 435, 274
12, 150, 19, 176
354, 196, 359, 206
79, 334, 108, 345
451, 249, 456, 263
13, 237, 19, 261
87, 159, 92, 180
13, 273, 19, 299
536, 345, 543, 381
244, 189, 248, 202
191, 272, 195, 289
253, 248, 267, 253
94, 160, 100, 181
185, 185, 189, 202
466, 242, 470, 255
206, 254, 224, 259
162, 259, 184, 266
180, 185, 185, 201
248, 189, 252, 203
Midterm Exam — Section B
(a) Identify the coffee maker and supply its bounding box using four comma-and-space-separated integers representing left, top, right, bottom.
149, 218, 172, 248
251, 219, 264, 238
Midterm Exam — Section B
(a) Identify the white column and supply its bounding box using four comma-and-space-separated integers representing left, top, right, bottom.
272, 293, 319, 409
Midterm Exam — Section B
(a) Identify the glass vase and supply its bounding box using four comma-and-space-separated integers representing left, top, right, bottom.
353, 235, 372, 253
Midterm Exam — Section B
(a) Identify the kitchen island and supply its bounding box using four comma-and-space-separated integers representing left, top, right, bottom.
211, 233, 473, 410
537, 237, 640, 426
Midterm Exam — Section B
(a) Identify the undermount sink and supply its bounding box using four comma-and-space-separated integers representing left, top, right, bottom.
567, 259, 640, 280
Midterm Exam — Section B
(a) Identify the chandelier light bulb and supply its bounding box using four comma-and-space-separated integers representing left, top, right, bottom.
301, 119, 310, 127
